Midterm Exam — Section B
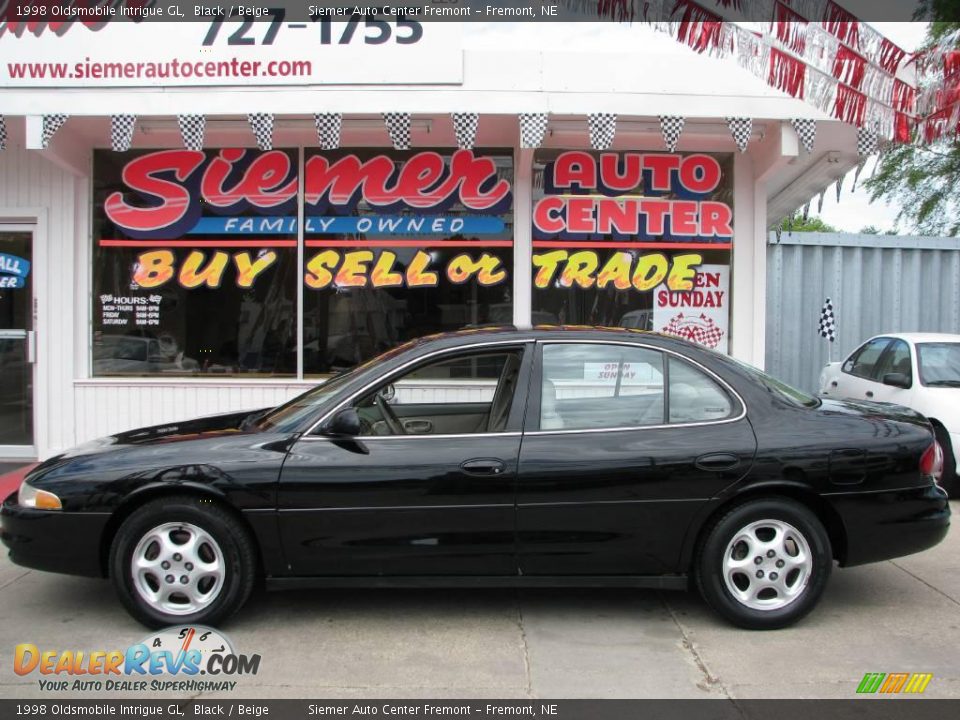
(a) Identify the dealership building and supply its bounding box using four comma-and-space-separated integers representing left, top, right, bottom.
0, 19, 876, 460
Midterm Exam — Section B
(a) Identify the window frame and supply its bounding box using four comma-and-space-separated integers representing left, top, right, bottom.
873, 338, 913, 387
525, 340, 746, 435
302, 339, 535, 440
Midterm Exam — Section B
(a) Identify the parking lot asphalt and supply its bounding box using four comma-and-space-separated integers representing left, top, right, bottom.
1, 502, 957, 701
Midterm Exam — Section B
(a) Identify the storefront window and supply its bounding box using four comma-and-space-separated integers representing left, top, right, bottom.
92, 147, 514, 378
302, 148, 514, 375
92, 149, 299, 376
531, 150, 733, 353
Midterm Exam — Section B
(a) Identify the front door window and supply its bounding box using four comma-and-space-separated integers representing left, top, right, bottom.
0, 230, 34, 447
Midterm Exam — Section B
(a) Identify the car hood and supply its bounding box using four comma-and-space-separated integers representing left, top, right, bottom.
29, 408, 270, 478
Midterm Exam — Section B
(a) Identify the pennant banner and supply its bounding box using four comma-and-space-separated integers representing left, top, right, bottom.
659, 115, 685, 152
178, 114, 206, 151
451, 112, 479, 150
588, 113, 617, 150
110, 114, 136, 152
791, 118, 817, 153
726, 116, 752, 152
247, 113, 274, 151
0, 115, 6, 151
314, 113, 342, 150
383, 112, 411, 150
42, 114, 68, 148
519, 113, 549, 149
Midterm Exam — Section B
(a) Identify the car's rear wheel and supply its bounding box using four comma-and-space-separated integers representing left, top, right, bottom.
695, 498, 832, 630
932, 424, 957, 497
109, 495, 255, 628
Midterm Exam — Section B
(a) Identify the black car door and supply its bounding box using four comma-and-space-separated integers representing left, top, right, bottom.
277, 341, 533, 577
516, 340, 757, 576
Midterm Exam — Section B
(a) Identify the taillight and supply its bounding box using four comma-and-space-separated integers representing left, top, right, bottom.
920, 441, 944, 482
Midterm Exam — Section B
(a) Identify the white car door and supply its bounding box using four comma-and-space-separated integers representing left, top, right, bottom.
828, 337, 893, 401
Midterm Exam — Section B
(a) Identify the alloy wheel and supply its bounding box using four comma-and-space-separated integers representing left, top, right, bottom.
722, 519, 813, 611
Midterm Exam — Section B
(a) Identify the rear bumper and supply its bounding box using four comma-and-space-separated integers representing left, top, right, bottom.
0, 493, 108, 577
829, 483, 950, 567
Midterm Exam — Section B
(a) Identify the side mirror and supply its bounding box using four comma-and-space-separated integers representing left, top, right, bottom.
322, 408, 362, 436
882, 372, 911, 389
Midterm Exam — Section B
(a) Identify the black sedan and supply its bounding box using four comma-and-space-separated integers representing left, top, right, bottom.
1, 327, 950, 630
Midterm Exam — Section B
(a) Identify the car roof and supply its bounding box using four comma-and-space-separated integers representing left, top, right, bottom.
872, 332, 960, 343
410, 325, 697, 349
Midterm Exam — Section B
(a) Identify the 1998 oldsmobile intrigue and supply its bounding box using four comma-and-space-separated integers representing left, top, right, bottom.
1, 328, 950, 629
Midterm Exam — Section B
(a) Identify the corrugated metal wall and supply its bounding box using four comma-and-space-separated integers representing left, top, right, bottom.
766, 232, 960, 393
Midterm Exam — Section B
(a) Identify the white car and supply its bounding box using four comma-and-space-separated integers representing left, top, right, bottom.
819, 332, 960, 496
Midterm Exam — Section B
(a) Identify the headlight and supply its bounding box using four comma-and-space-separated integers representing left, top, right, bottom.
18, 481, 62, 510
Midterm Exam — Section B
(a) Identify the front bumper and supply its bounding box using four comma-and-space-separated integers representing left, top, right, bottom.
829, 483, 950, 567
1, 493, 109, 577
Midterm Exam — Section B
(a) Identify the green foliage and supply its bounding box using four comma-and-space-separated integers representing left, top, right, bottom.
859, 225, 881, 234
786, 214, 837, 233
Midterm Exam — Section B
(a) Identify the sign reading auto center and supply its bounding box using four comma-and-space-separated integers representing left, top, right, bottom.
0, 17, 463, 87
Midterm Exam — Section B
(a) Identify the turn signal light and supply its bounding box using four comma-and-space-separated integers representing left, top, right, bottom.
920, 441, 944, 483
17, 482, 63, 510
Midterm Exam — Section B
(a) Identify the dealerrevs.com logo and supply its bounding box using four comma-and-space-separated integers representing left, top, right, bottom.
856, 672, 933, 695
14, 626, 260, 693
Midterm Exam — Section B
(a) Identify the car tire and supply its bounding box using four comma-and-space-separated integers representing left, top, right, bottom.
932, 424, 958, 498
109, 495, 256, 629
695, 498, 832, 630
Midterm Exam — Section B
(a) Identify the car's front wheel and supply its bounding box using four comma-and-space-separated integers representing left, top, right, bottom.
109, 495, 256, 628
695, 498, 832, 630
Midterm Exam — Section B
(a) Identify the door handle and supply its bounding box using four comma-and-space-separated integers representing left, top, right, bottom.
694, 453, 741, 472
460, 458, 506, 476
403, 420, 433, 434
865, 391, 874, 398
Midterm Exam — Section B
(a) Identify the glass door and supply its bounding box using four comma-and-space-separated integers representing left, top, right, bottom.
0, 228, 34, 453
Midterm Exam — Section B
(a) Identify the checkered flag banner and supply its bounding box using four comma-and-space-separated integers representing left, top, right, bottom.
774, 220, 783, 243
451, 112, 479, 150
0, 115, 6, 151
383, 112, 411, 151
314, 113, 342, 150
588, 113, 616, 150
659, 116, 685, 152
519, 113, 549, 149
110, 115, 136, 152
247, 113, 274, 151
817, 188, 826, 214
835, 174, 844, 202
857, 124, 879, 157
802, 200, 811, 222
178, 114, 206, 151
791, 118, 817, 154
726, 117, 752, 153
818, 298, 837, 342
42, 114, 69, 148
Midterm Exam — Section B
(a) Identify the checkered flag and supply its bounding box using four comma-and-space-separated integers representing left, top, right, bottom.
0, 115, 6, 151
314, 113, 342, 150
835, 174, 844, 202
42, 114, 69, 148
178, 114, 206, 151
110, 114, 136, 152
818, 298, 836, 342
802, 200, 810, 222
452, 112, 479, 150
247, 113, 274, 151
726, 117, 752, 153
817, 188, 826, 214
791, 118, 817, 153
659, 116, 685, 152
519, 113, 549, 149
383, 112, 411, 150
588, 113, 616, 150
857, 124, 878, 157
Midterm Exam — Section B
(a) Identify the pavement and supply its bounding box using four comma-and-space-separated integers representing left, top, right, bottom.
0, 501, 956, 701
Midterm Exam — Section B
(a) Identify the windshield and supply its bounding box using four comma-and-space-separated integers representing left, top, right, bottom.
917, 342, 960, 387
724, 355, 820, 408
255, 339, 421, 433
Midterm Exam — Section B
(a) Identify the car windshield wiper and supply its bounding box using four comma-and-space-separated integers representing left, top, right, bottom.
924, 379, 960, 387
